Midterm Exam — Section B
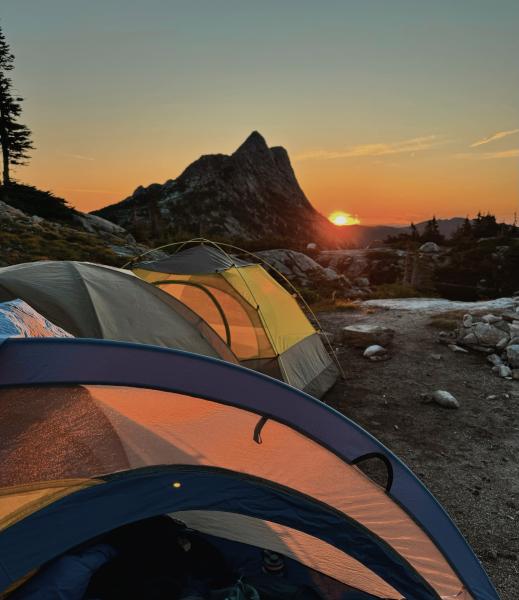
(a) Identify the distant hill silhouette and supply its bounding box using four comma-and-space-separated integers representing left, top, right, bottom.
342, 218, 466, 247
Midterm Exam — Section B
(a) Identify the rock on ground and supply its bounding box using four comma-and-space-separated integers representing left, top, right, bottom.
448, 344, 469, 353
341, 323, 395, 348
431, 390, 460, 409
493, 365, 512, 378
256, 249, 349, 290
363, 344, 386, 358
452, 299, 519, 379
505, 345, 519, 368
419, 242, 441, 253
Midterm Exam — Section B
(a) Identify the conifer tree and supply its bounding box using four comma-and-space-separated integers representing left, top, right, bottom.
0, 23, 34, 186
472, 212, 498, 239
422, 216, 444, 244
453, 217, 473, 241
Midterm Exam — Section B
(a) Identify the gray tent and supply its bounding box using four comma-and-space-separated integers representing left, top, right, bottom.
0, 261, 237, 363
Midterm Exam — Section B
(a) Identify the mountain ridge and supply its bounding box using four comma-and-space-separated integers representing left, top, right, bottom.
94, 131, 340, 247
340, 217, 466, 246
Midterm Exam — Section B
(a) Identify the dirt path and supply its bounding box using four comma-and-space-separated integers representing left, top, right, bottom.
319, 299, 519, 600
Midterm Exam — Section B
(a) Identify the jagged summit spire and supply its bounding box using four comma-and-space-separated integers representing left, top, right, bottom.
234, 131, 269, 155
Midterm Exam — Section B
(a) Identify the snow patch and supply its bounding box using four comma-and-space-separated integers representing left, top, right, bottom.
363, 297, 516, 313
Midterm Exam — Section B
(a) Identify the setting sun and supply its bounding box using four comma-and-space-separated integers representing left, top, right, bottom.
328, 211, 361, 226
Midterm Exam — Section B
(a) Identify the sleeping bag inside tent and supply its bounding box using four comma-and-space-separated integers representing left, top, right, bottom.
0, 298, 72, 340
0, 260, 237, 364
0, 338, 499, 600
133, 244, 339, 398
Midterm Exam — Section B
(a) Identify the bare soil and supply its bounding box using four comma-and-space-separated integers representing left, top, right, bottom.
319, 301, 519, 600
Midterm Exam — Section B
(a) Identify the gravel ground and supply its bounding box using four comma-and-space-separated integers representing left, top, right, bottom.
319, 300, 519, 600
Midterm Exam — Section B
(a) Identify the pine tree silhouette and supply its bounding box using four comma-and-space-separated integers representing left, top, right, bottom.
0, 23, 34, 186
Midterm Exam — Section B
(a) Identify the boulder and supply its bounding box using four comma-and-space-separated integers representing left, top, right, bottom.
341, 324, 395, 348
506, 344, 519, 368
512, 370, 519, 381
431, 390, 459, 409
73, 212, 127, 235
419, 242, 441, 253
256, 249, 350, 293
472, 322, 509, 347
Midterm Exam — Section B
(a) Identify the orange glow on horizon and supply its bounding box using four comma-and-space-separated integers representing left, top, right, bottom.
328, 211, 361, 226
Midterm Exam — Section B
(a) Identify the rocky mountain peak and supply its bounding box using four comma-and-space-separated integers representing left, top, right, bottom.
94, 132, 339, 247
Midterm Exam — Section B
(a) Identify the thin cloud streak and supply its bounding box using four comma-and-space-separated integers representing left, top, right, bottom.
295, 135, 444, 161
470, 128, 519, 147
454, 149, 519, 160
64, 153, 95, 161
61, 187, 116, 194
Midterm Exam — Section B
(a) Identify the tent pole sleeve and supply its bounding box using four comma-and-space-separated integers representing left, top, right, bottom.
152, 279, 232, 348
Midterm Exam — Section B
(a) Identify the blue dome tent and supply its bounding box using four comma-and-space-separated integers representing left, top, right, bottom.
0, 338, 499, 600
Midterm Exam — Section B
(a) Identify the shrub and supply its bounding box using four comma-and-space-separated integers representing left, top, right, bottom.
1, 183, 76, 222
369, 283, 428, 299
310, 298, 361, 312
427, 316, 459, 331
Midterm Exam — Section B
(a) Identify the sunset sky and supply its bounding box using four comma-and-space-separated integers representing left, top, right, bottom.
2, 0, 518, 225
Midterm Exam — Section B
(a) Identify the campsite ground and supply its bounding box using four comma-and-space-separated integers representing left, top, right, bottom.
319, 300, 519, 600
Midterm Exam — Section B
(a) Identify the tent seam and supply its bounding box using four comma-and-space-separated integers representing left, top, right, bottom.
72, 263, 105, 339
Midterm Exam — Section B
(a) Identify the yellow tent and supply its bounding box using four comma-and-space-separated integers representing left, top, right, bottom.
134, 244, 338, 398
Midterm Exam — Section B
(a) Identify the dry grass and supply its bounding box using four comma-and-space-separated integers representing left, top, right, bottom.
369, 283, 429, 299
310, 298, 361, 312
427, 316, 460, 331
0, 221, 120, 266
428, 310, 467, 331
